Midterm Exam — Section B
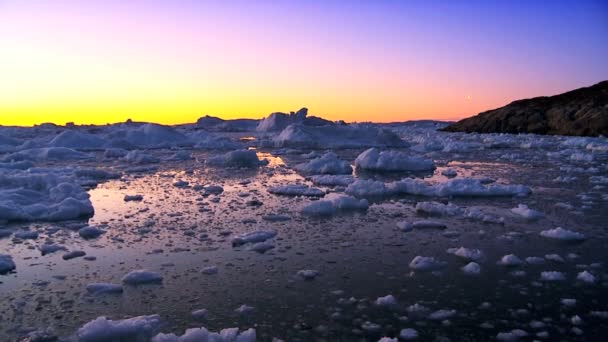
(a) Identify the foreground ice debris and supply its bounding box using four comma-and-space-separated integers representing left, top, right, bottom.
77, 314, 163, 342
354, 148, 435, 172
296, 269, 320, 280
446, 247, 483, 261
122, 270, 164, 285
301, 194, 368, 216
461, 262, 481, 275
86, 283, 124, 295
409, 256, 446, 272
78, 226, 104, 239
399, 328, 419, 340
498, 254, 523, 267
0, 254, 16, 273
540, 271, 566, 281
0, 171, 94, 221
232, 231, 277, 246
268, 184, 324, 197
346, 177, 530, 198
375, 294, 398, 308
540, 227, 585, 241
577, 271, 596, 283
309, 174, 355, 186
510, 204, 543, 220
206, 149, 267, 168
152, 327, 256, 342
295, 152, 352, 175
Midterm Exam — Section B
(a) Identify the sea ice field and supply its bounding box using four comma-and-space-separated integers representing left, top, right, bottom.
0, 115, 607, 341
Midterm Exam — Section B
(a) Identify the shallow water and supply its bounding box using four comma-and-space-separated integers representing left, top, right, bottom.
1, 145, 607, 341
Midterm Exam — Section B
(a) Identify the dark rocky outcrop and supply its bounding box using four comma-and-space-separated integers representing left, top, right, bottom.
442, 81, 608, 136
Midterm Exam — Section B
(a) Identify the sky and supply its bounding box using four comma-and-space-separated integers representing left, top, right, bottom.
0, 0, 606, 126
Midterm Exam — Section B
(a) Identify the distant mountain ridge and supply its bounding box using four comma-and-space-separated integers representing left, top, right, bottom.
442, 81, 608, 137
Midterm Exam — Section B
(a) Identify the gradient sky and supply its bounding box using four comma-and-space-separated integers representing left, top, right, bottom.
1, 0, 607, 126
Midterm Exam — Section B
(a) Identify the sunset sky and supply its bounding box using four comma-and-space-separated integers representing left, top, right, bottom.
1, 0, 607, 126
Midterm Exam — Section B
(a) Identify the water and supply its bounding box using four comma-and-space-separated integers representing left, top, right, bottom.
0, 147, 607, 341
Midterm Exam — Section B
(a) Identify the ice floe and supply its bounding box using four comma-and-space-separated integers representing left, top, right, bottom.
301, 194, 368, 216
354, 148, 435, 172
122, 270, 163, 285
295, 152, 352, 175
540, 227, 585, 241
77, 314, 163, 342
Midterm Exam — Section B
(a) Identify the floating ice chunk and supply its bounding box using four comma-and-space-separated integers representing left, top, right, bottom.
191, 309, 208, 320
498, 254, 523, 267
202, 185, 224, 195
39, 243, 67, 255
0, 172, 94, 222
297, 269, 320, 280
409, 256, 446, 271
122, 270, 163, 285
79, 226, 104, 239
441, 168, 457, 177
400, 220, 447, 230
540, 227, 585, 241
63, 250, 86, 260
77, 314, 163, 342
346, 177, 530, 198
525, 257, 545, 265
295, 152, 352, 175
301, 194, 368, 216
173, 180, 189, 188
249, 241, 275, 253
273, 123, 404, 149
399, 328, 419, 340
511, 204, 543, 220
428, 309, 456, 321
232, 231, 277, 246
268, 184, 324, 197
234, 304, 254, 315
109, 123, 191, 148
124, 194, 143, 202
545, 254, 564, 263
354, 148, 435, 172
206, 149, 267, 168
86, 283, 124, 295
361, 321, 382, 334
416, 201, 463, 216
447, 247, 483, 261
496, 329, 528, 341
201, 266, 219, 275
152, 327, 256, 342
540, 271, 565, 281
462, 262, 481, 275
309, 174, 355, 186
375, 294, 397, 307
0, 254, 16, 273
577, 271, 596, 283
345, 179, 389, 197
14, 230, 38, 239
262, 214, 290, 222
561, 298, 576, 306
